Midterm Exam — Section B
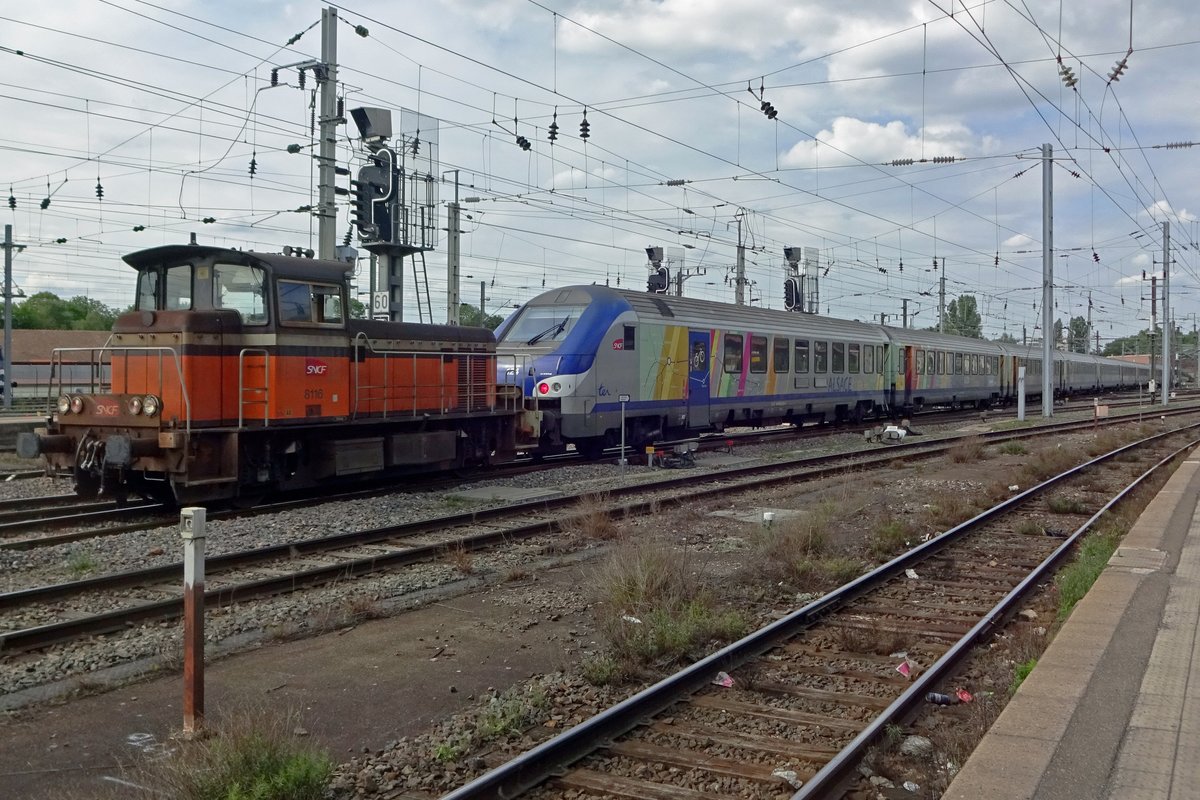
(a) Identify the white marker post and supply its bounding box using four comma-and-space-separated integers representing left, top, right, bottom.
180, 507, 207, 736
1017, 366, 1026, 421
618, 394, 630, 469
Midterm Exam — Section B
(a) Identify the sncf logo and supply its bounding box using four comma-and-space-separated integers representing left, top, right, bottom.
305, 358, 330, 376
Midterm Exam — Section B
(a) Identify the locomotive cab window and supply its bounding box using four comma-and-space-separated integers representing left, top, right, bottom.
277, 280, 344, 326
749, 336, 767, 373
213, 262, 267, 324
623, 325, 636, 351
499, 304, 586, 345
137, 263, 193, 311
723, 334, 744, 373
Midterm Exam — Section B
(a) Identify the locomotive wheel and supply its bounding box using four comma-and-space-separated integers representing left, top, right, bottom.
73, 469, 101, 500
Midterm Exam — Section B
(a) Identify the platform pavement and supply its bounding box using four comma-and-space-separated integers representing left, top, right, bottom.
944, 447, 1200, 800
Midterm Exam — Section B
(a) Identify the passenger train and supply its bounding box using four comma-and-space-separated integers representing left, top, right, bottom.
494, 285, 1150, 459
18, 243, 1149, 503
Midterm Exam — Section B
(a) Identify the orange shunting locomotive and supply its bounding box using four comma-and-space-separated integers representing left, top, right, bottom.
18, 244, 538, 504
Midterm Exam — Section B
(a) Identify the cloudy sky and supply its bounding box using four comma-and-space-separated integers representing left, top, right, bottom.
2, 0, 1198, 343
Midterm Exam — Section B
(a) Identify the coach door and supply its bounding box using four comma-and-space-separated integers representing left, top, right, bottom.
686, 331, 711, 427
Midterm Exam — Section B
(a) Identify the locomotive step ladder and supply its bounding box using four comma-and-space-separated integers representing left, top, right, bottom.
238, 348, 270, 426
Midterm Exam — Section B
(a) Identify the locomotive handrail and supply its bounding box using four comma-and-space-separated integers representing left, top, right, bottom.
351, 332, 503, 419
48, 346, 192, 433
237, 348, 270, 427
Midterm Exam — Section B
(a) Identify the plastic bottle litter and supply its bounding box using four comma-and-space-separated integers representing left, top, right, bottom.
925, 692, 957, 705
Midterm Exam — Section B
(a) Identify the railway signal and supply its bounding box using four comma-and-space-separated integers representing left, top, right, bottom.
784, 277, 801, 311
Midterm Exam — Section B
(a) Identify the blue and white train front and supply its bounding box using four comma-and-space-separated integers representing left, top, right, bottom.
495, 286, 635, 458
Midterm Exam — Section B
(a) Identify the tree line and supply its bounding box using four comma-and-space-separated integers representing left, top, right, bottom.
10, 291, 508, 331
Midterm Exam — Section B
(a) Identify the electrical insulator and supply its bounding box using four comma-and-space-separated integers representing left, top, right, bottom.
95, 182, 104, 200
40, 198, 50, 210
336, 97, 344, 118
548, 110, 558, 142
249, 156, 258, 177
270, 69, 278, 87
1093, 251, 1100, 263
411, 136, 420, 155
994, 253, 1000, 266
298, 68, 306, 90
898, 259, 903, 272
7, 192, 13, 210
516, 135, 531, 152
133, 225, 145, 232
202, 217, 216, 224
579, 111, 590, 140
55, 238, 66, 244
760, 101, 777, 120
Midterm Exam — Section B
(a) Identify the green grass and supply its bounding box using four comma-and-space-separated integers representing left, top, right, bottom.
1056, 528, 1122, 620
997, 441, 1028, 456
870, 518, 915, 558
66, 549, 98, 577
1011, 657, 1038, 693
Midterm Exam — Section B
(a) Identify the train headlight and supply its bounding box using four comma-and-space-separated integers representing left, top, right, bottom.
538, 382, 550, 395
56, 395, 71, 415
142, 395, 161, 417
552, 382, 561, 392
69, 395, 85, 414
127, 396, 144, 415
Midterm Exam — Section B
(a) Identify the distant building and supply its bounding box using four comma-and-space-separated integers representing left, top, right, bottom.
6, 329, 112, 399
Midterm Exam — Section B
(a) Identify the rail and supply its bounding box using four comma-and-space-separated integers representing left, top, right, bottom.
46, 346, 192, 433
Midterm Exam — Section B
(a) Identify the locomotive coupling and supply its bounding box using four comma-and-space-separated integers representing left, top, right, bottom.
16, 431, 71, 459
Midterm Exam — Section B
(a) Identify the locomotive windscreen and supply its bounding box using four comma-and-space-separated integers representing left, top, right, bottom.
499, 304, 588, 345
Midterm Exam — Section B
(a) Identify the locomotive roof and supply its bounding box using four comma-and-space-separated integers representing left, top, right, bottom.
123, 244, 353, 282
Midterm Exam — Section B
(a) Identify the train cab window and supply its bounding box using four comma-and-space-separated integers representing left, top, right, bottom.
848, 343, 860, 374
277, 280, 344, 326
814, 341, 829, 373
795, 340, 810, 373
915, 348, 924, 375
723, 334, 744, 373
954, 353, 963, 374
863, 344, 874, 374
749, 337, 767, 373
135, 263, 195, 311
926, 350, 935, 375
623, 325, 636, 351
773, 338, 790, 372
213, 263, 267, 324
876, 345, 883, 373
832, 342, 845, 373
499, 304, 587, 345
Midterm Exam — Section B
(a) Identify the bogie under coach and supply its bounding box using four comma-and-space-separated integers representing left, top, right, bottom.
18, 244, 537, 503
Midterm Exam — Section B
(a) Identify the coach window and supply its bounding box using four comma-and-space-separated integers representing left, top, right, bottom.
832, 342, 845, 373
795, 339, 810, 373
915, 348, 924, 375
863, 344, 874, 374
876, 345, 884, 373
814, 341, 829, 373
623, 325, 636, 351
953, 353, 962, 374
926, 350, 935, 375
773, 338, 790, 372
213, 262, 267, 324
848, 343, 860, 374
723, 334, 744, 373
937, 351, 945, 374
750, 336, 768, 373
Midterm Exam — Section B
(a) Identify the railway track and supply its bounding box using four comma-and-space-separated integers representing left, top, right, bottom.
433, 426, 1196, 799
2, 407, 1196, 657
